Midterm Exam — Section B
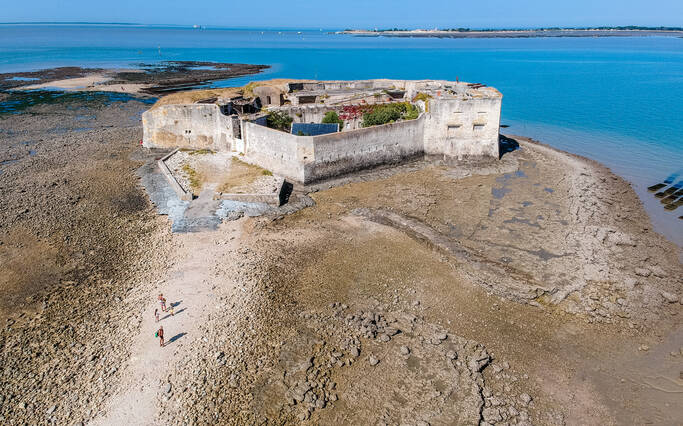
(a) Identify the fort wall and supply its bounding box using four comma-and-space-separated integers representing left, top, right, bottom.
305, 115, 425, 182
423, 97, 501, 159
142, 104, 235, 152
142, 79, 503, 184
241, 121, 310, 182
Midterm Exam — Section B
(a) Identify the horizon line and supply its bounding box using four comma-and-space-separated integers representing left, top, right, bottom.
2, 21, 681, 31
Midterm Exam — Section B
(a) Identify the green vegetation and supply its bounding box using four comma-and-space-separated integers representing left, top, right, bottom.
262, 169, 273, 176
412, 92, 432, 112
188, 149, 214, 155
361, 102, 419, 128
181, 164, 201, 194
266, 110, 293, 132
0, 90, 155, 116
242, 82, 258, 98
413, 92, 432, 103
321, 111, 344, 131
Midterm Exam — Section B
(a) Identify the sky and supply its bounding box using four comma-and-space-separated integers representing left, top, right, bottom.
2, 0, 682, 29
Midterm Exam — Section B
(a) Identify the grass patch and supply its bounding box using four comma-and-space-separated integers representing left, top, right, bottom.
181, 164, 201, 194
217, 157, 272, 193
188, 149, 214, 155
412, 92, 432, 112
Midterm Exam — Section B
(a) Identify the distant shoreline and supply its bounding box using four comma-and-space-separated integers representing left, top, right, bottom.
340, 28, 683, 39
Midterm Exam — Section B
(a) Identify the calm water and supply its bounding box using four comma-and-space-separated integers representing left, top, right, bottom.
1, 25, 682, 245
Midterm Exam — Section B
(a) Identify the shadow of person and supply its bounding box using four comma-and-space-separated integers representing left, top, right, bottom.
160, 308, 186, 321
167, 332, 187, 345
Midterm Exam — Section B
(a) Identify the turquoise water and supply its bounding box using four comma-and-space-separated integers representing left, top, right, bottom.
1, 25, 681, 244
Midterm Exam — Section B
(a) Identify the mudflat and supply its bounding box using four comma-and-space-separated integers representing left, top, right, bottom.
0, 61, 268, 96
0, 91, 681, 425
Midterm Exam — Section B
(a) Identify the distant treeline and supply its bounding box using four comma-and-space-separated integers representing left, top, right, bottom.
346, 26, 683, 33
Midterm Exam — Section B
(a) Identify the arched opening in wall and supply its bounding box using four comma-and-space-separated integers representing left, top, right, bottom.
266, 96, 272, 105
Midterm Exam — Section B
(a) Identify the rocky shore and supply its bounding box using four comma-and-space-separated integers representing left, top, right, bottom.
0, 90, 681, 425
0, 61, 268, 96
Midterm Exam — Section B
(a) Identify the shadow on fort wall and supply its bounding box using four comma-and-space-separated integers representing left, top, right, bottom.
499, 134, 520, 159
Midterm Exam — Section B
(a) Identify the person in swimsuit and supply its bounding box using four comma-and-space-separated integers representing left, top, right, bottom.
160, 297, 167, 312
158, 326, 164, 347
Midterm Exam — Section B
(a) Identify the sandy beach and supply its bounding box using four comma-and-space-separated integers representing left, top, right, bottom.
0, 79, 681, 425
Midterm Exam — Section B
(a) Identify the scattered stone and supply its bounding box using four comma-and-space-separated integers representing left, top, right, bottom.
519, 393, 532, 406
634, 268, 651, 277
384, 327, 400, 336
638, 345, 650, 352
369, 356, 380, 366
660, 291, 679, 303
649, 265, 666, 277
482, 407, 502, 423
164, 383, 172, 394
400, 345, 411, 355
378, 334, 391, 342
446, 350, 457, 360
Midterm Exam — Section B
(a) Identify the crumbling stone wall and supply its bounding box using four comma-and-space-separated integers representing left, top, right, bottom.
142, 104, 236, 152
305, 115, 426, 182
423, 97, 502, 159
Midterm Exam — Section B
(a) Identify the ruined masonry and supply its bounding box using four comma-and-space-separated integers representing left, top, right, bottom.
142, 79, 502, 184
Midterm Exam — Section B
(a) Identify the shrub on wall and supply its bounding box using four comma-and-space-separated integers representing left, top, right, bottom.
412, 92, 432, 112
361, 102, 419, 127
266, 110, 293, 132
321, 111, 344, 131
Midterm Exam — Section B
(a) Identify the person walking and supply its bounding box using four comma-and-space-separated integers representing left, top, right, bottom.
169, 305, 174, 316
154, 308, 160, 322
156, 326, 164, 347
160, 296, 167, 312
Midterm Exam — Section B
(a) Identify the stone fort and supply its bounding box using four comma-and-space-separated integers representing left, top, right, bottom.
142, 79, 502, 184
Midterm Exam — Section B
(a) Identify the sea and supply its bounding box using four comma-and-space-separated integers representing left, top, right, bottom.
1, 24, 681, 246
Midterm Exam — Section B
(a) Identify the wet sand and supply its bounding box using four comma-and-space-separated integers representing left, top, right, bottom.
0, 91, 681, 425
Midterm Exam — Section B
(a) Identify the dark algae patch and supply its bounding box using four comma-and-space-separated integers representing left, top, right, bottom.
0, 61, 269, 96
0, 90, 156, 116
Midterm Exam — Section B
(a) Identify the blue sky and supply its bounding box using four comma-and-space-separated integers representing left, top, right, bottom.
3, 0, 682, 28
